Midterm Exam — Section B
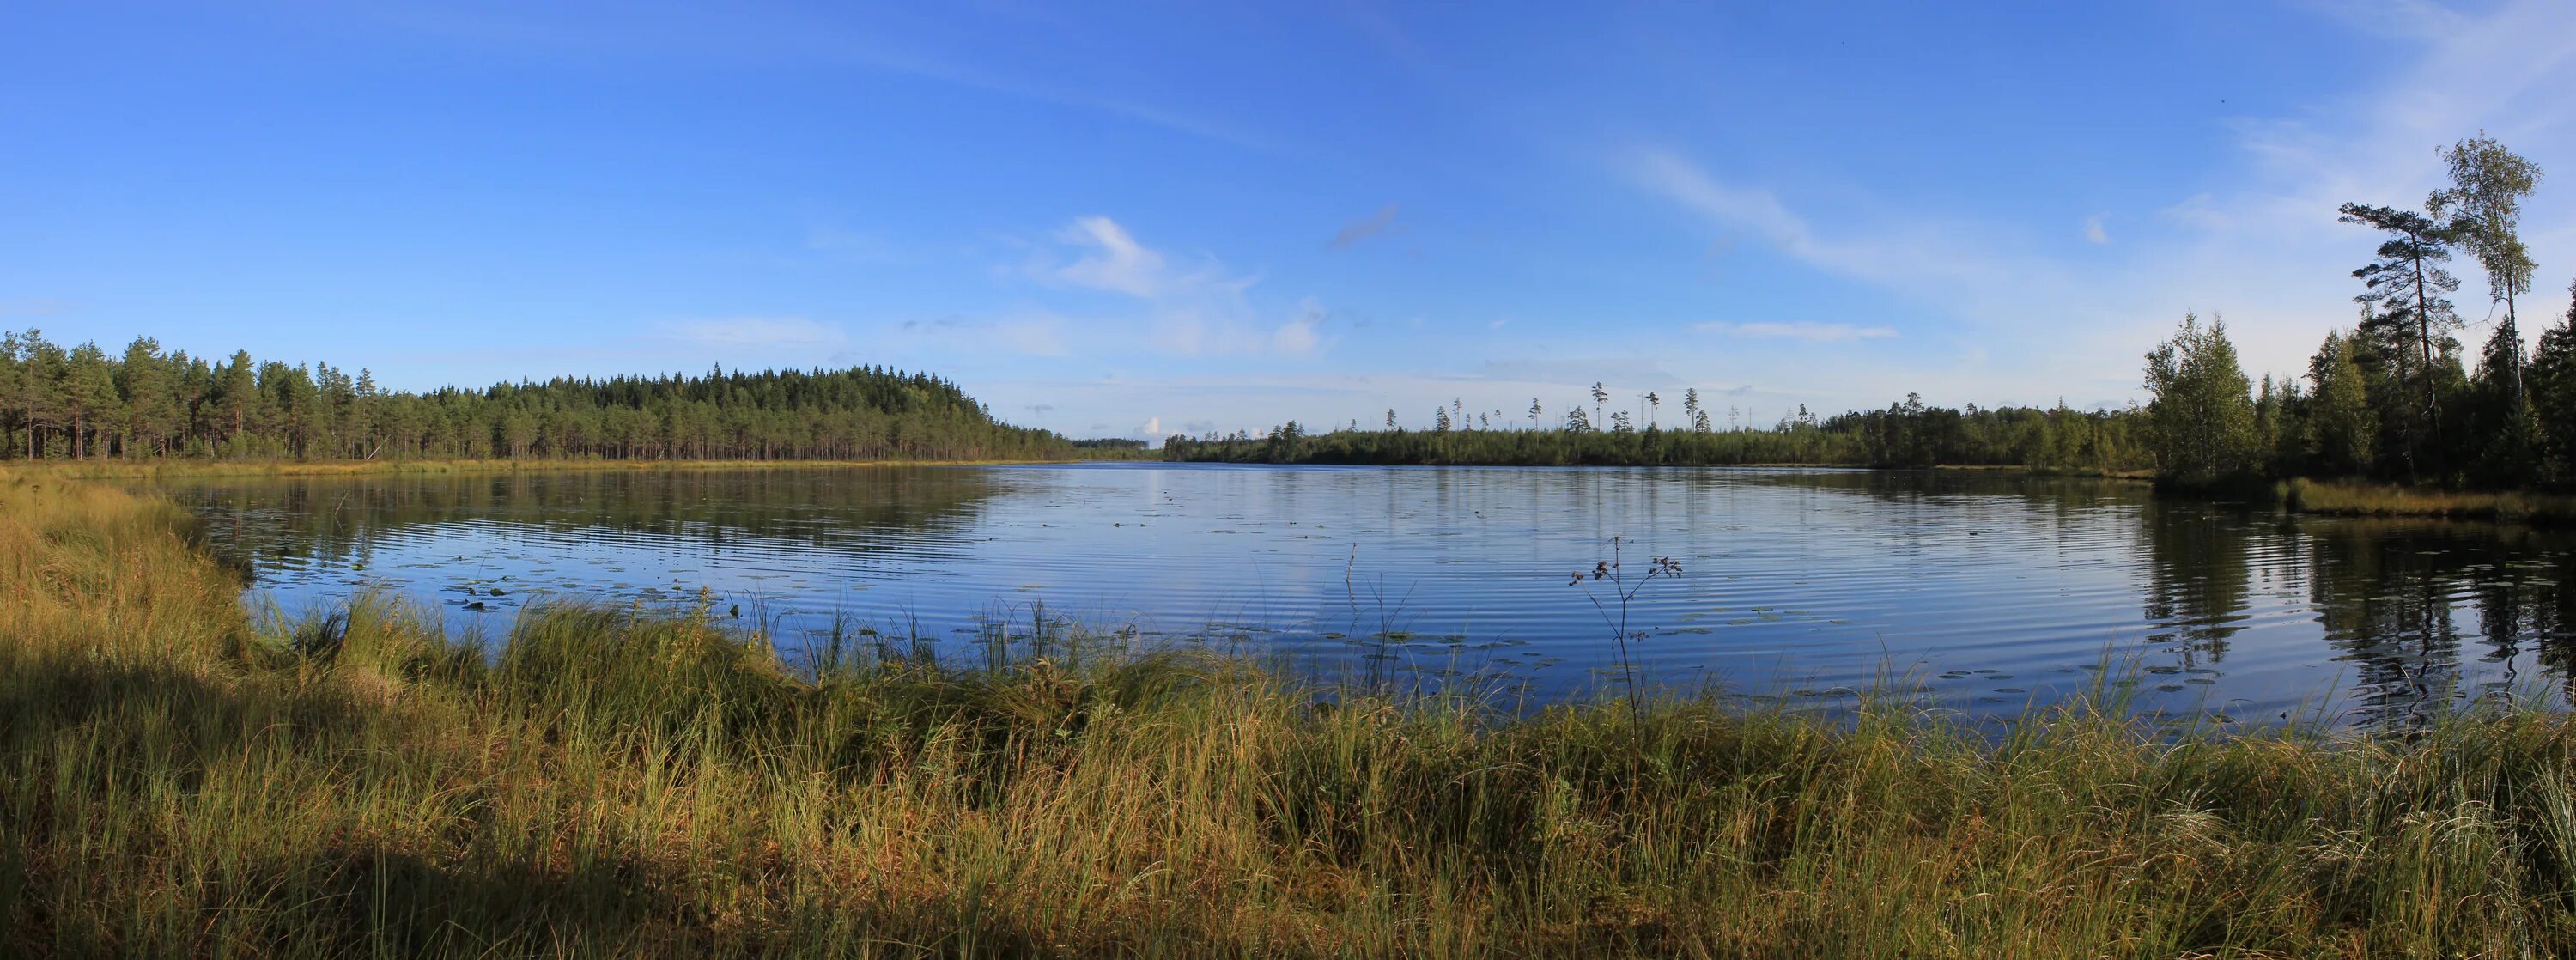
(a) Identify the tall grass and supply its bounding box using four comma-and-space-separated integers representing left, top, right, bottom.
2282, 476, 2576, 523
12, 474, 2576, 956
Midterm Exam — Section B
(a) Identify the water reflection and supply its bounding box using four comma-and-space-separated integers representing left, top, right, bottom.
157, 464, 2576, 728
2139, 498, 2260, 664
2296, 519, 2576, 726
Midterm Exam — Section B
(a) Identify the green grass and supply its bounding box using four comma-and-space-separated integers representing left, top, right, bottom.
13, 475, 2576, 957
2281, 476, 2576, 523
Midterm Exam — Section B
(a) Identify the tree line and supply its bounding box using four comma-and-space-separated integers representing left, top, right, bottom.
2146, 133, 2573, 489
1163, 391, 2152, 471
0, 332, 1069, 463
1178, 133, 2567, 489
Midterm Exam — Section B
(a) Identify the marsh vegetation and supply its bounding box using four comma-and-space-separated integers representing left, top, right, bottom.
20, 475, 2576, 956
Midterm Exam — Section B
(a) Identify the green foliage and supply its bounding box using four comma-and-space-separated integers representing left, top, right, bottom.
2432, 132, 2543, 338
2142, 313, 2259, 485
2341, 202, 2464, 477
0, 330, 1067, 463
2305, 331, 2379, 476
2531, 282, 2576, 485
1166, 398, 2148, 471
2266, 133, 2557, 493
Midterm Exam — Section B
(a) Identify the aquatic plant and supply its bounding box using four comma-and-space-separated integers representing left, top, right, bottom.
1567, 535, 1683, 727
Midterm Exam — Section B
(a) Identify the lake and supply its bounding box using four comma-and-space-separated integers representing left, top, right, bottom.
161, 463, 2576, 727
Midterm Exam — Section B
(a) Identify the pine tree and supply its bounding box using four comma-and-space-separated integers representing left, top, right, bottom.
0, 331, 26, 458
117, 337, 176, 456
2340, 202, 2463, 476
62, 342, 123, 459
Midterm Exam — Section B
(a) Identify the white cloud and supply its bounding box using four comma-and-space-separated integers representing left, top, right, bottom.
655, 316, 845, 347
1694, 321, 1899, 343
1625, 0, 2576, 407
1041, 216, 1176, 297
2159, 193, 2230, 233
1014, 216, 1328, 358
1628, 150, 2036, 298
1272, 299, 1325, 355
2082, 214, 2109, 245
2125, 0, 2576, 378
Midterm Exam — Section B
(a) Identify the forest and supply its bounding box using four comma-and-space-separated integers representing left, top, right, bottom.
1163, 398, 2152, 472
0, 335, 1070, 464
2142, 134, 2575, 490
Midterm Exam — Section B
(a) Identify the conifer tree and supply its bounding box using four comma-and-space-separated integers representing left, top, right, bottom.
2530, 280, 2576, 483
2339, 203, 2463, 476
2306, 331, 2377, 477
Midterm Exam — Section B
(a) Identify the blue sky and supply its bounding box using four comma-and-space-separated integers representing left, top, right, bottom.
5, 2, 2573, 441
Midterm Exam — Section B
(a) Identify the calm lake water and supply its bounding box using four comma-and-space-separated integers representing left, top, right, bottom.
161, 464, 2576, 726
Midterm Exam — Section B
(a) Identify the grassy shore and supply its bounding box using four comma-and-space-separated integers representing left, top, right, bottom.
2281, 476, 2576, 524
13, 477, 2576, 957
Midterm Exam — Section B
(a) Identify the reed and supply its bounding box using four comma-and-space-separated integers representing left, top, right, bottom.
2281, 476, 2576, 523
12, 475, 2576, 957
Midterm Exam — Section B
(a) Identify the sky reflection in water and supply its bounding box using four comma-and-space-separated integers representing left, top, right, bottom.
159, 464, 2576, 729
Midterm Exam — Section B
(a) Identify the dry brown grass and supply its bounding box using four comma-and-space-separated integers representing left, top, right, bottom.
2282, 477, 2576, 523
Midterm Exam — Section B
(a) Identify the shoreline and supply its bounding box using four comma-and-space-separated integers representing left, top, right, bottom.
2280, 477, 2576, 525
11, 475, 2576, 953
21, 457, 2558, 524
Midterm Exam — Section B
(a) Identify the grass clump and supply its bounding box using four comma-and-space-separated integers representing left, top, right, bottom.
2281, 476, 2576, 523
13, 474, 2576, 957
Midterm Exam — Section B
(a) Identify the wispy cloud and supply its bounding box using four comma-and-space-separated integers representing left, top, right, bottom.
2158, 194, 2230, 232
655, 317, 846, 347
1017, 216, 1328, 357
355, 6, 1275, 153
2126, 0, 2576, 374
1626, 149, 2040, 302
1035, 217, 1194, 298
1624, 0, 2576, 406
1330, 204, 1401, 249
1694, 321, 1899, 343
1273, 299, 1326, 353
